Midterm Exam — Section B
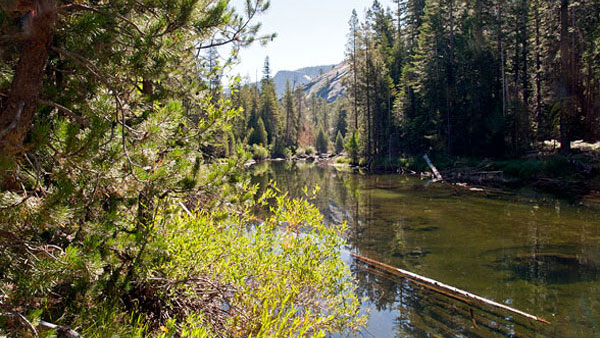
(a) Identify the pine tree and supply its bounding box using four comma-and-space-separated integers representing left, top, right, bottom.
315, 126, 329, 154
283, 80, 297, 148
259, 66, 280, 144
335, 131, 345, 154
347, 9, 361, 131
345, 131, 360, 165
250, 117, 269, 146
335, 104, 348, 137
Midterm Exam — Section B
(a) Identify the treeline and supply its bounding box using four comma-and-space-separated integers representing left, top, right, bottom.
343, 0, 600, 164
230, 58, 350, 159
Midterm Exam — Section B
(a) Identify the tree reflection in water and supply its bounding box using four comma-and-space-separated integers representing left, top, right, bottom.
252, 161, 600, 338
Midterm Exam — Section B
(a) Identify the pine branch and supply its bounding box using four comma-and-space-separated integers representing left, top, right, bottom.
59, 3, 144, 36
38, 99, 89, 128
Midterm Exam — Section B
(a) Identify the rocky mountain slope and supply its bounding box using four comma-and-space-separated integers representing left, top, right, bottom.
302, 62, 348, 103
272, 65, 335, 97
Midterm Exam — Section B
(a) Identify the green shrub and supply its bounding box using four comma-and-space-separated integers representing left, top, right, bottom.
252, 144, 270, 160
305, 146, 316, 156
398, 157, 412, 168
544, 156, 571, 176
498, 159, 544, 179
1, 188, 366, 338
283, 147, 293, 159
335, 156, 352, 164
161, 192, 366, 337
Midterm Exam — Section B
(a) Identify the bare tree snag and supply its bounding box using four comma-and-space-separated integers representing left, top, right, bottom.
0, 0, 57, 157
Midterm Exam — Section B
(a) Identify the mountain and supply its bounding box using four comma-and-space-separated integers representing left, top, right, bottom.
271, 65, 336, 97
247, 63, 349, 103
302, 62, 349, 103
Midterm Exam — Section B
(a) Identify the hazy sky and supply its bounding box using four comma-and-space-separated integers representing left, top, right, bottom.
228, 0, 395, 81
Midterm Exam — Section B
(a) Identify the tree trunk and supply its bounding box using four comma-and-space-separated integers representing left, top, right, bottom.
366, 43, 372, 161
0, 0, 57, 157
534, 0, 542, 138
559, 0, 572, 154
447, 0, 456, 156
497, 0, 507, 117
353, 25, 359, 131
520, 0, 529, 118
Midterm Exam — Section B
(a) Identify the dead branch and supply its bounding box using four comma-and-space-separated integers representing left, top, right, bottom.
39, 320, 83, 338
0, 101, 24, 139
38, 99, 89, 128
9, 312, 39, 338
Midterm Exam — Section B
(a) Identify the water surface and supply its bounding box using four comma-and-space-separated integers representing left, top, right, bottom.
252, 161, 600, 338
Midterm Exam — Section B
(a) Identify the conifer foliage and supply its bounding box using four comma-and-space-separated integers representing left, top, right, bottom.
343, 0, 600, 163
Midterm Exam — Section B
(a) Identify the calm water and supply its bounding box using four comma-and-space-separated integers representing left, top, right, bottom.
251, 161, 600, 338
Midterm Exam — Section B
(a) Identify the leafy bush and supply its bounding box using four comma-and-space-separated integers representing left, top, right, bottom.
283, 147, 294, 159
305, 146, 316, 156
161, 191, 366, 337
544, 156, 571, 176
295, 147, 306, 157
335, 156, 352, 164
497, 159, 544, 179
252, 144, 270, 160
398, 157, 412, 168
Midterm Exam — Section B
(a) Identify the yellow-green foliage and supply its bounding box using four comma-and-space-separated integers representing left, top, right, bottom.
161, 189, 365, 337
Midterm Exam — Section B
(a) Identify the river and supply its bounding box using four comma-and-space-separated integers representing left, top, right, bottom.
251, 161, 600, 338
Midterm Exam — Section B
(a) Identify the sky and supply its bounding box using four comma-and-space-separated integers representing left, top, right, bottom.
228, 0, 395, 81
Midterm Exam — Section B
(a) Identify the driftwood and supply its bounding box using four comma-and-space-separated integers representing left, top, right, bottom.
423, 154, 443, 181
0, 313, 83, 338
351, 253, 552, 325
39, 320, 83, 338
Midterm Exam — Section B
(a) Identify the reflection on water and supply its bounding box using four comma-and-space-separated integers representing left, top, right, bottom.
251, 161, 600, 338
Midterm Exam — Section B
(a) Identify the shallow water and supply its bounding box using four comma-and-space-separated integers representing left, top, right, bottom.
252, 161, 600, 338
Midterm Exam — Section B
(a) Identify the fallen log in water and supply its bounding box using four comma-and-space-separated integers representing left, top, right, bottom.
423, 154, 443, 181
360, 264, 551, 337
351, 252, 552, 325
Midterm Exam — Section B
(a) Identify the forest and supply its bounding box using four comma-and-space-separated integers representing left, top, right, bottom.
231, 0, 600, 168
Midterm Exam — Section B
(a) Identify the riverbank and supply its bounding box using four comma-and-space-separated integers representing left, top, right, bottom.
364, 151, 600, 203
260, 148, 599, 205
